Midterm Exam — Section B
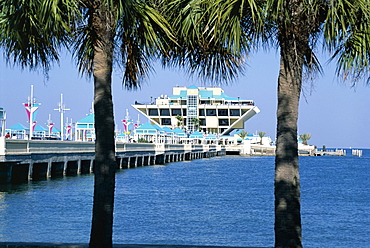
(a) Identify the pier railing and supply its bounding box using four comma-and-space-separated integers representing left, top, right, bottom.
0, 137, 95, 155
0, 138, 225, 158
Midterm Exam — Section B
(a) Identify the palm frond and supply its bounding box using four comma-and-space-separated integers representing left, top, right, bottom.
326, 0, 370, 84
114, 0, 174, 89
161, 0, 260, 84
0, 0, 80, 72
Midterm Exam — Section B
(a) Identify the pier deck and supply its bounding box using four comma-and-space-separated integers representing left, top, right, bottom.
314, 149, 346, 156
0, 138, 225, 184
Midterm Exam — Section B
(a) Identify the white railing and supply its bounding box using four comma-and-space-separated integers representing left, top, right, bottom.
1, 139, 95, 155
1, 139, 224, 156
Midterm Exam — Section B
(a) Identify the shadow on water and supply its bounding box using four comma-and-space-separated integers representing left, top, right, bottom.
0, 173, 94, 194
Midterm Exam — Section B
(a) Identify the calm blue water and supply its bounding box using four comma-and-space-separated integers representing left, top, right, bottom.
0, 149, 369, 247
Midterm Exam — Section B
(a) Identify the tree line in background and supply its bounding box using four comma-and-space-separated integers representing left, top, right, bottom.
0, 0, 369, 248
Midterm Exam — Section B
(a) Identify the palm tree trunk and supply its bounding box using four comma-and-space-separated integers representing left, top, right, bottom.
89, 1, 116, 247
274, 37, 304, 247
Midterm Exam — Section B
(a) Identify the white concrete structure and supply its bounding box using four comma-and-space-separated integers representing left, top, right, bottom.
132, 85, 260, 135
75, 113, 95, 141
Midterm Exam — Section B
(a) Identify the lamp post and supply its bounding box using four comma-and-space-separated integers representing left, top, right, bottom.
54, 94, 70, 141
29, 86, 34, 139
24, 85, 40, 140
0, 107, 5, 137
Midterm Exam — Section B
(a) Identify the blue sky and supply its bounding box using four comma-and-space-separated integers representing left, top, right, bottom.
0, 50, 369, 148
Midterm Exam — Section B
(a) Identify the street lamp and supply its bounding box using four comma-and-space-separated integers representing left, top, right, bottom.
54, 94, 70, 141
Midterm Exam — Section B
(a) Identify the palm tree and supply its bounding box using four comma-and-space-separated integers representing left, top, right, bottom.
0, 0, 77, 72
238, 130, 249, 140
75, 2, 177, 247
1, 2, 172, 247
192, 118, 200, 131
0, 1, 245, 247
299, 133, 311, 145
258, 131, 266, 145
175, 115, 184, 128
206, 0, 370, 247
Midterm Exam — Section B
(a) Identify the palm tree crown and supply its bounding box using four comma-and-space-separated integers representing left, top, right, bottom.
0, 1, 247, 247
207, 0, 370, 247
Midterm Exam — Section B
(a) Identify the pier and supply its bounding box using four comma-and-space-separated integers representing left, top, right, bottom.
314, 149, 346, 156
0, 137, 225, 184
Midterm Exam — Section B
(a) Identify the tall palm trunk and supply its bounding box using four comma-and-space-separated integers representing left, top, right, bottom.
274, 27, 306, 248
89, 1, 116, 247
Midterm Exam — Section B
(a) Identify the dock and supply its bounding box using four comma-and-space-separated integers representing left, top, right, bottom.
352, 149, 363, 157
314, 149, 346, 156
0, 137, 225, 184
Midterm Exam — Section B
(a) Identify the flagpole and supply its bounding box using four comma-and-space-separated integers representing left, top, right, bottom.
54, 94, 70, 141
47, 114, 52, 136
29, 85, 33, 140
25, 85, 40, 140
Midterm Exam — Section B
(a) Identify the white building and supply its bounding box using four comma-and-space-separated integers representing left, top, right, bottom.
75, 113, 95, 141
132, 85, 260, 135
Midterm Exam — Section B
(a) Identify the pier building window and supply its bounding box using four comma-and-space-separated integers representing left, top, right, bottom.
200, 119, 206, 126
161, 118, 171, 125
171, 109, 182, 116
187, 95, 198, 132
219, 119, 229, 126
230, 109, 240, 116
149, 109, 158, 116
187, 96, 198, 116
199, 109, 205, 116
182, 109, 187, 116
218, 109, 228, 116
160, 109, 170, 116
206, 109, 216, 116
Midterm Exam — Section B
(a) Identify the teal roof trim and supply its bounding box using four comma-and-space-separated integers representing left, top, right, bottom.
162, 127, 174, 133
188, 85, 198, 89
169, 90, 187, 99
173, 128, 186, 134
77, 124, 88, 128
136, 122, 157, 130
34, 125, 47, 132
189, 131, 204, 138
152, 124, 164, 131
8, 123, 28, 130
210, 92, 240, 101
199, 90, 213, 99
77, 113, 95, 124
51, 127, 61, 133
205, 134, 217, 139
